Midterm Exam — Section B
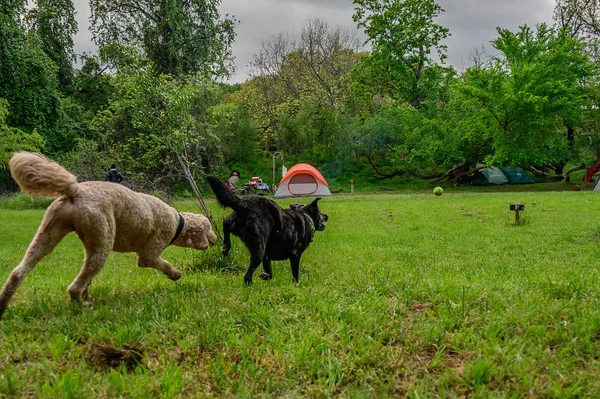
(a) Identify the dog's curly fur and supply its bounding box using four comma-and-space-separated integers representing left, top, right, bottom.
207, 175, 328, 283
0, 152, 217, 319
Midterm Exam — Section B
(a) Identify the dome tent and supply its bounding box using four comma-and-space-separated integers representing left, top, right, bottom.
273, 164, 332, 198
500, 167, 534, 184
472, 167, 509, 186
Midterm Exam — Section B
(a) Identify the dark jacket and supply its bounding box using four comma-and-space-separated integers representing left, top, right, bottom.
106, 168, 123, 183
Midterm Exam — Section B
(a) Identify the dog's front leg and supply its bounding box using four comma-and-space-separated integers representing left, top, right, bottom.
290, 255, 302, 283
137, 255, 182, 281
260, 258, 273, 281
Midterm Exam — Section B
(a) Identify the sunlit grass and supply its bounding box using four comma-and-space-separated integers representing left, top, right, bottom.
1, 190, 600, 397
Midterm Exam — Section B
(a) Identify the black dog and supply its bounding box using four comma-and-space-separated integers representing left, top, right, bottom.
207, 176, 328, 283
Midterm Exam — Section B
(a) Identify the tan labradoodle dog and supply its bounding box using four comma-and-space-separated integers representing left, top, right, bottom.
0, 152, 217, 319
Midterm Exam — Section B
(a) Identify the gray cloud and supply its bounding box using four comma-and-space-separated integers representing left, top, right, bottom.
72, 0, 556, 81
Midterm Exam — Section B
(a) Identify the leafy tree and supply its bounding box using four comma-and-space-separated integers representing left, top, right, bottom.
554, 0, 600, 38
92, 64, 223, 187
348, 103, 463, 180
89, 0, 236, 77
72, 53, 114, 115
0, 3, 67, 154
352, 0, 451, 107
25, 0, 78, 89
250, 19, 360, 109
238, 18, 360, 156
0, 99, 45, 165
0, 98, 44, 191
554, 0, 600, 165
210, 102, 257, 164
458, 24, 595, 173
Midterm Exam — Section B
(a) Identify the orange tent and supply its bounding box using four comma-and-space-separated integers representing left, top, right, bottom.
274, 163, 332, 198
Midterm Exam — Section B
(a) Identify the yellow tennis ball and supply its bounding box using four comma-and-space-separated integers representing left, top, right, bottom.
433, 187, 444, 196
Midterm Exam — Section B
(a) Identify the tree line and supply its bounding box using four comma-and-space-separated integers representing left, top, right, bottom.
1, 0, 599, 192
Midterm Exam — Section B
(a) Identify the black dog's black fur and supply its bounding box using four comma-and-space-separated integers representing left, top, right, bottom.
207, 176, 328, 283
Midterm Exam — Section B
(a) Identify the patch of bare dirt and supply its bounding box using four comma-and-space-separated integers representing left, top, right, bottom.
85, 343, 144, 371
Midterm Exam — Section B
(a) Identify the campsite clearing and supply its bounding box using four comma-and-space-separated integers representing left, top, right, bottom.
1, 191, 600, 397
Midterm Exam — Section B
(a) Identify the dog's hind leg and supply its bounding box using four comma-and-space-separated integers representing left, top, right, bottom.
0, 216, 71, 318
260, 258, 273, 281
67, 245, 111, 305
222, 218, 232, 256
67, 219, 114, 305
137, 253, 182, 281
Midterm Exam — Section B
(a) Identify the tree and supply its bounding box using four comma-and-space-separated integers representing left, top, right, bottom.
352, 0, 451, 107
0, 98, 45, 190
210, 102, 257, 163
25, 0, 78, 89
458, 24, 595, 177
239, 18, 361, 155
554, 0, 600, 38
249, 19, 361, 109
0, 99, 45, 165
92, 64, 223, 187
0, 2, 68, 155
89, 0, 236, 77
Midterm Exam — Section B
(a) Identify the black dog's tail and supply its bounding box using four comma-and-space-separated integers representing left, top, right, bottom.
207, 175, 244, 212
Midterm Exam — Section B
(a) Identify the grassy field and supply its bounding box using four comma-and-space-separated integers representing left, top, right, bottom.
1, 189, 600, 397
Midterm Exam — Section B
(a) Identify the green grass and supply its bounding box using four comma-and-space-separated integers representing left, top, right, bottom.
0, 193, 53, 210
1, 190, 600, 397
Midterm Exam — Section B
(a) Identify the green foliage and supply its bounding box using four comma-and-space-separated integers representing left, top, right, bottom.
25, 0, 78, 90
89, 0, 236, 77
57, 139, 112, 182
72, 53, 114, 115
0, 8, 66, 154
0, 99, 45, 165
348, 105, 456, 177
210, 102, 257, 164
0, 98, 45, 192
352, 0, 451, 107
238, 18, 360, 159
459, 24, 595, 166
91, 63, 223, 187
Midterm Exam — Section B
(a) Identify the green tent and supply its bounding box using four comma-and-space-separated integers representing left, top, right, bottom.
472, 167, 509, 186
500, 167, 534, 184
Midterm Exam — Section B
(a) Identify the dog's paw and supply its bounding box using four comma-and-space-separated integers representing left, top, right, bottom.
243, 277, 253, 285
259, 273, 272, 281
222, 245, 230, 256
170, 269, 182, 281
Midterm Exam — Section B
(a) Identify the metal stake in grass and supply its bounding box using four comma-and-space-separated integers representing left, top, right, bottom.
510, 203, 525, 225
350, 179, 355, 194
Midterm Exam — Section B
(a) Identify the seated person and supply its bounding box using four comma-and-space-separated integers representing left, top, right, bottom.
226, 170, 240, 189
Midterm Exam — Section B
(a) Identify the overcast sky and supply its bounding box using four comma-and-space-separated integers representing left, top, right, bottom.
72, 0, 556, 82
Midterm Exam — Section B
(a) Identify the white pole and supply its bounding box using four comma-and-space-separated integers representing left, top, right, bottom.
272, 151, 282, 194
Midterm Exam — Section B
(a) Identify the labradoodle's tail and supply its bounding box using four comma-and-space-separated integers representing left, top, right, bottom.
9, 152, 80, 198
